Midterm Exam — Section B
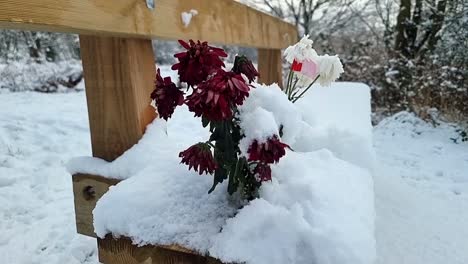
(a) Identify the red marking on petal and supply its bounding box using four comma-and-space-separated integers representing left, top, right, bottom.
291, 60, 303, 72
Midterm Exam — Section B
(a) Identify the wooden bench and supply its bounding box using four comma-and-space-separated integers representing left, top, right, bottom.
0, 0, 297, 263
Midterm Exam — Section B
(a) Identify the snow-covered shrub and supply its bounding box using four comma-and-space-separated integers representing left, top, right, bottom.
0, 30, 80, 63
0, 60, 83, 92
452, 129, 468, 143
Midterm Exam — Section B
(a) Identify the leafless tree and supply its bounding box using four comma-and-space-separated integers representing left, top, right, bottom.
373, 0, 450, 60
241, 0, 363, 41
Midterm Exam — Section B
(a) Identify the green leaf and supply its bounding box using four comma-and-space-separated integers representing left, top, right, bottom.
209, 167, 228, 194
209, 126, 223, 142
227, 170, 238, 195
202, 116, 210, 128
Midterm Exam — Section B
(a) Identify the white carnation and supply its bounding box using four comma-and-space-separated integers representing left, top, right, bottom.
284, 35, 318, 63
317, 55, 344, 86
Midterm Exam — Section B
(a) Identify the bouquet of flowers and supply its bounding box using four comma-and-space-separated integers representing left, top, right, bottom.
284, 35, 344, 102
151, 36, 344, 200
151, 40, 289, 200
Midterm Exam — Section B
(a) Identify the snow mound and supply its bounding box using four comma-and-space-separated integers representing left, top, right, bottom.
77, 82, 375, 264
210, 150, 375, 264
239, 83, 303, 145
294, 82, 375, 171
93, 139, 237, 251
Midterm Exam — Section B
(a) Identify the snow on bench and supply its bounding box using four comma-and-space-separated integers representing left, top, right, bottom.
69, 82, 376, 264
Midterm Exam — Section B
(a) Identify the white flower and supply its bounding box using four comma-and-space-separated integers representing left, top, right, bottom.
284, 35, 318, 63
317, 55, 344, 86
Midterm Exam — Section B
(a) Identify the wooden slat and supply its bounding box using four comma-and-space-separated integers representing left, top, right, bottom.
0, 0, 297, 49
73, 174, 121, 237
80, 36, 157, 161
98, 236, 226, 264
258, 49, 283, 86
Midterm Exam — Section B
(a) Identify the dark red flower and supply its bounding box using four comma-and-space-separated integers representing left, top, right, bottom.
185, 70, 250, 121
207, 70, 250, 105
253, 163, 272, 182
179, 143, 218, 175
232, 55, 259, 83
151, 69, 184, 120
185, 84, 232, 121
172, 40, 227, 87
222, 71, 251, 105
247, 135, 289, 164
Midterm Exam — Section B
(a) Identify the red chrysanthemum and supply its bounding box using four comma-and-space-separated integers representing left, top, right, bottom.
232, 55, 259, 83
151, 69, 184, 120
253, 163, 272, 182
185, 70, 250, 121
179, 143, 218, 175
172, 40, 227, 87
185, 84, 232, 121
247, 135, 289, 164
207, 70, 250, 105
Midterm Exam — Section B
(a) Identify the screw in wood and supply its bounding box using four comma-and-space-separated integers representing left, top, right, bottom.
82, 186, 96, 201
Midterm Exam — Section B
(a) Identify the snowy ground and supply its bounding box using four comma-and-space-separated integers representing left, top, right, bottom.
0, 91, 467, 263
374, 113, 468, 264
0, 92, 97, 264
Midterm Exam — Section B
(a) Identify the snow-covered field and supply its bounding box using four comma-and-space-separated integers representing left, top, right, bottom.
374, 113, 468, 264
0, 89, 467, 263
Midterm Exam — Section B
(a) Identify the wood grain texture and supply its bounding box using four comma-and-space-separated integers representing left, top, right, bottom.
258, 49, 283, 86
98, 235, 226, 264
0, 0, 297, 49
72, 174, 121, 237
80, 35, 157, 161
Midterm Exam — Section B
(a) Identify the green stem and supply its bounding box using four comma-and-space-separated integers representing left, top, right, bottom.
292, 75, 320, 103
285, 69, 294, 98
289, 76, 299, 100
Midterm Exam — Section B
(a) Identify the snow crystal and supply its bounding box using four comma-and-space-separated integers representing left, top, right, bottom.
181, 9, 198, 28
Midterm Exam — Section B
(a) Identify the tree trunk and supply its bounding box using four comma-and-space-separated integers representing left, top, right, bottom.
394, 0, 412, 58
426, 0, 447, 52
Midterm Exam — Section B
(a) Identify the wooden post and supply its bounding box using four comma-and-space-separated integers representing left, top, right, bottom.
258, 49, 283, 86
74, 36, 156, 238
79, 36, 157, 161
